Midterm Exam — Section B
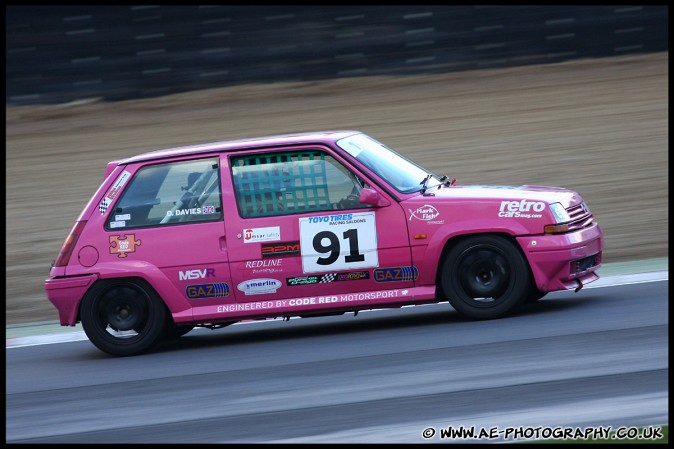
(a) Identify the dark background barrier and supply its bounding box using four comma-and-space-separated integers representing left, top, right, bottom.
6, 5, 668, 105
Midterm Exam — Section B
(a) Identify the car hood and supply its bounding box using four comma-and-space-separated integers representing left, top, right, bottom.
400, 183, 588, 236
415, 184, 583, 208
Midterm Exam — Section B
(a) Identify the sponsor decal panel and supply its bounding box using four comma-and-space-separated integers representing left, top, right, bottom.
109, 234, 141, 258
262, 241, 300, 258
287, 275, 319, 286
299, 212, 378, 273
237, 278, 282, 295
408, 205, 443, 224
215, 288, 411, 313
166, 207, 217, 217
498, 200, 545, 218
243, 226, 281, 244
179, 268, 216, 281
374, 266, 419, 283
336, 271, 369, 281
287, 271, 370, 286
245, 260, 282, 269
246, 259, 283, 274
186, 283, 230, 299
99, 170, 132, 215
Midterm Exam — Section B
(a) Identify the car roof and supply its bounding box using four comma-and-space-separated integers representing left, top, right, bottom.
120, 130, 362, 164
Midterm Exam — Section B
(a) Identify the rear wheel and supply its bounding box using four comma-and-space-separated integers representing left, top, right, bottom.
440, 235, 530, 319
80, 278, 169, 356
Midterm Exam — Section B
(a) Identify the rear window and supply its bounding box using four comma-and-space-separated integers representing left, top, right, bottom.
105, 158, 223, 230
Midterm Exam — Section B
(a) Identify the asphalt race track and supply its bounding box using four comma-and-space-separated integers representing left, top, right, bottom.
5, 278, 668, 443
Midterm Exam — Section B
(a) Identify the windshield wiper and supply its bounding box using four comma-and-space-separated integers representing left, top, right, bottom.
420, 173, 433, 194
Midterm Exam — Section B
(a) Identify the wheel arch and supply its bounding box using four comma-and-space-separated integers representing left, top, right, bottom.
77, 275, 175, 325
434, 231, 534, 301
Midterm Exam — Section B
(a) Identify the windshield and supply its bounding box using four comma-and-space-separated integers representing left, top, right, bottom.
336, 133, 438, 193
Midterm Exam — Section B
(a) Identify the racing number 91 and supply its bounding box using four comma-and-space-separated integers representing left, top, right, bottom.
314, 229, 365, 265
300, 212, 378, 273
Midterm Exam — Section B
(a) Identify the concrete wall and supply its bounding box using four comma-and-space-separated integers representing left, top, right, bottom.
6, 5, 668, 105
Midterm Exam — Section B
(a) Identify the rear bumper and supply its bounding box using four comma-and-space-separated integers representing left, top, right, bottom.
44, 274, 98, 326
517, 222, 603, 293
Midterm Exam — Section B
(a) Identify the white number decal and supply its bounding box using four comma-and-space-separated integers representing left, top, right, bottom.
299, 212, 378, 273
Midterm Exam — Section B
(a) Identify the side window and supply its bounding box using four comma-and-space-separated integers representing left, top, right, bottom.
106, 158, 223, 230
231, 149, 367, 219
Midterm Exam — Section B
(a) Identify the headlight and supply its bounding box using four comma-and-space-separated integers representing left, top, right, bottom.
549, 203, 570, 223
545, 202, 571, 234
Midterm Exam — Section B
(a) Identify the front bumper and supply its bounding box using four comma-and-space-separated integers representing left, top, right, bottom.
44, 274, 98, 326
517, 222, 603, 293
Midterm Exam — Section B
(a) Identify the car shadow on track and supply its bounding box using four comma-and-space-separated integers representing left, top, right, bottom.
152, 292, 605, 354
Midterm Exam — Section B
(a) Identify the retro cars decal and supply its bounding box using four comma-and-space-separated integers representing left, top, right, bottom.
498, 200, 546, 218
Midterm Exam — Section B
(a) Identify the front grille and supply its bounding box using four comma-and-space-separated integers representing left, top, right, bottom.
572, 252, 602, 274
565, 202, 593, 232
567, 202, 589, 220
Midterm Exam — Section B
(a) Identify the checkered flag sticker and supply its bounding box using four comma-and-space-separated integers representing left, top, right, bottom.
320, 273, 336, 283
99, 197, 111, 215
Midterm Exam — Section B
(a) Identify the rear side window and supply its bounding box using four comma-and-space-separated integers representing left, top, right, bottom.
106, 158, 223, 230
231, 149, 366, 218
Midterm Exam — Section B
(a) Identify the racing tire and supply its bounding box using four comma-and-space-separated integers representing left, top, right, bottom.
80, 278, 169, 356
441, 235, 530, 320
526, 289, 548, 303
164, 324, 195, 339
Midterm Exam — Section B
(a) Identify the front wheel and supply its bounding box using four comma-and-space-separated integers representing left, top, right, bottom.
164, 324, 195, 340
440, 235, 530, 320
80, 278, 169, 356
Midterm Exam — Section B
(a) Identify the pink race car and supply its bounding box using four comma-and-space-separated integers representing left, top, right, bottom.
45, 131, 603, 356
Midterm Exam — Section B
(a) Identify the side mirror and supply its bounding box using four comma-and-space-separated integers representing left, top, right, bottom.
359, 187, 390, 207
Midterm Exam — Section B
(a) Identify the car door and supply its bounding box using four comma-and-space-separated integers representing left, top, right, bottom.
99, 156, 235, 322
221, 145, 413, 308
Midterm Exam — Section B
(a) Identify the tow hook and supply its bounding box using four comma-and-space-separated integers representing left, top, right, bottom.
574, 279, 583, 293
